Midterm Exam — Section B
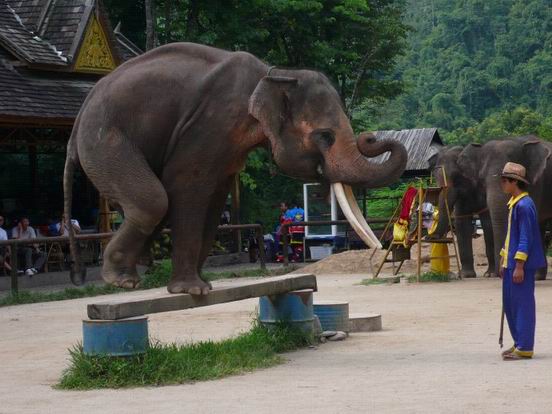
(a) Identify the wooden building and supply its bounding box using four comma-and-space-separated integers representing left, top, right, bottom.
0, 0, 140, 227
373, 128, 444, 177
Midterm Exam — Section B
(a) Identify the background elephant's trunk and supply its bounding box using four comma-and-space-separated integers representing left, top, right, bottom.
434, 185, 457, 237
487, 184, 509, 274
320, 132, 408, 188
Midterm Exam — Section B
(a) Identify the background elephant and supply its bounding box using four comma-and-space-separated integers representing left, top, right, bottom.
64, 43, 407, 294
457, 136, 552, 279
428, 146, 496, 278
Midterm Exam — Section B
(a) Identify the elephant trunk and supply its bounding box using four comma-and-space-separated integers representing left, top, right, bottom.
433, 186, 457, 237
487, 185, 509, 274
319, 132, 408, 188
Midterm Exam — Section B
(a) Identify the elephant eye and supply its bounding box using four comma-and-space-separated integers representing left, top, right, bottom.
311, 129, 335, 148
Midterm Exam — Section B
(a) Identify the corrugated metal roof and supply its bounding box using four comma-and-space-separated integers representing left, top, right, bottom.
372, 128, 444, 172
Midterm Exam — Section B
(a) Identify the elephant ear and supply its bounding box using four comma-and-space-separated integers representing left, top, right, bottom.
457, 143, 482, 185
427, 152, 439, 169
523, 140, 551, 185
248, 76, 298, 144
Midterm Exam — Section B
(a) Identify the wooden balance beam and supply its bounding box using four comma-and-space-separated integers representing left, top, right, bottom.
87, 273, 317, 320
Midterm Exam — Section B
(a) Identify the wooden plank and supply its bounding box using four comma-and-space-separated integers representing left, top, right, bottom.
88, 273, 317, 320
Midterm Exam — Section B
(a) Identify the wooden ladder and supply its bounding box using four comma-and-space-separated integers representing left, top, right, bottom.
370, 167, 461, 281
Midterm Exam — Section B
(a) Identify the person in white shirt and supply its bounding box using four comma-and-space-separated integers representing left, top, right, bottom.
11, 217, 46, 276
55, 214, 81, 237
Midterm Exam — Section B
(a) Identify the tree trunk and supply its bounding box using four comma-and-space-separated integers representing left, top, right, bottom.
164, 0, 172, 43
145, 0, 157, 51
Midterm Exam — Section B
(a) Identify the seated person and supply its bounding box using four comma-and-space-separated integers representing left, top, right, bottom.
11, 217, 46, 276
55, 214, 81, 236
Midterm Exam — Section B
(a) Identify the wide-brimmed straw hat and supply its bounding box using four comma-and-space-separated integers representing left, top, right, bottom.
501, 162, 530, 184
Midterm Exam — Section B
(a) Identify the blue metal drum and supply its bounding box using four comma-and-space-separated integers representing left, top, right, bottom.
313, 301, 350, 332
259, 289, 314, 334
83, 316, 149, 356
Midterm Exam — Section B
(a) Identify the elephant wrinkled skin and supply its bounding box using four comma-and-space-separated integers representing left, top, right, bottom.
428, 147, 496, 278
63, 43, 407, 294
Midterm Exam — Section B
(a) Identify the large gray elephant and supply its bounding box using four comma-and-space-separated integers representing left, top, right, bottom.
457, 136, 552, 279
64, 43, 407, 294
428, 146, 496, 278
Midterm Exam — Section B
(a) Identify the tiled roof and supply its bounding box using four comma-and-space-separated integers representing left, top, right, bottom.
0, 0, 141, 67
372, 128, 444, 173
0, 0, 67, 65
0, 51, 93, 122
40, 0, 88, 55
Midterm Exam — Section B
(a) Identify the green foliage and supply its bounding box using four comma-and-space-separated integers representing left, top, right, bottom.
57, 322, 313, 389
360, 276, 400, 285
355, 0, 552, 143
407, 271, 450, 283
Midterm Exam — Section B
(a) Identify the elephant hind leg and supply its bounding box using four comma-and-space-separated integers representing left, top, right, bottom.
81, 131, 168, 288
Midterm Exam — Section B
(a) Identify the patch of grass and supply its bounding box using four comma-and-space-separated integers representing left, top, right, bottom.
360, 276, 400, 285
0, 261, 296, 307
407, 271, 450, 283
57, 322, 312, 390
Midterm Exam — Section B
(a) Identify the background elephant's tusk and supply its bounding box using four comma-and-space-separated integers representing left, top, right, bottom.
332, 182, 382, 249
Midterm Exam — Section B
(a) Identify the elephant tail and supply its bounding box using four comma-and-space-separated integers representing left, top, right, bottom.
64, 136, 86, 286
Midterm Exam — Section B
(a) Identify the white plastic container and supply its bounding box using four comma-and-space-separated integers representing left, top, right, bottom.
310, 246, 333, 260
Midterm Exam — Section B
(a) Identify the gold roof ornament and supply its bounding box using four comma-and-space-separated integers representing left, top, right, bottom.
74, 14, 116, 73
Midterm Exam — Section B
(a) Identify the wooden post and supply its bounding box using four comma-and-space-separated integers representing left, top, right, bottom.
416, 182, 423, 283
99, 196, 111, 233
256, 227, 267, 270
230, 175, 241, 253
28, 144, 38, 209
10, 244, 18, 296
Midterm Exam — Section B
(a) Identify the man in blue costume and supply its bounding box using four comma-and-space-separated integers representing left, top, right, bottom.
499, 162, 546, 360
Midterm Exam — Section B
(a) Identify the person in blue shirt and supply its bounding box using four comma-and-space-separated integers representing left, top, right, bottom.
499, 162, 546, 360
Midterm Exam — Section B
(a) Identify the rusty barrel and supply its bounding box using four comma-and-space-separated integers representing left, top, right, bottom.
258, 289, 314, 334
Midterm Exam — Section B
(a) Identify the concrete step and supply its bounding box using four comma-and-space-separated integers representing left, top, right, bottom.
349, 313, 382, 332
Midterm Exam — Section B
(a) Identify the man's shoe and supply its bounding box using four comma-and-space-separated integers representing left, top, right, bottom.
503, 348, 533, 361
501, 345, 515, 357
31, 268, 38, 274
25, 269, 34, 277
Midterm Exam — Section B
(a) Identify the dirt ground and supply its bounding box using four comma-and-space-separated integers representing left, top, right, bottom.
4, 271, 552, 413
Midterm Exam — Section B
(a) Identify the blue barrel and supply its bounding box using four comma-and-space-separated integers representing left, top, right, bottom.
314, 301, 349, 332
83, 316, 149, 356
259, 289, 314, 334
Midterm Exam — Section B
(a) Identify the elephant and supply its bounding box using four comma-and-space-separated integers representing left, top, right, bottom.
428, 146, 496, 278
456, 136, 552, 279
63, 42, 408, 294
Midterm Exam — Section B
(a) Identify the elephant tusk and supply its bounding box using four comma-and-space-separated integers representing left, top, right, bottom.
332, 182, 382, 249
342, 183, 382, 249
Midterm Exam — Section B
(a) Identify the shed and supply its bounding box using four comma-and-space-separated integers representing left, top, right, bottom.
373, 128, 444, 177
0, 0, 140, 227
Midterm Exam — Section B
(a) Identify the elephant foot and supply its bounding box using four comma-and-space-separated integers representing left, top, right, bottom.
536, 268, 547, 281
168, 277, 212, 295
483, 269, 497, 278
102, 265, 141, 289
460, 270, 477, 278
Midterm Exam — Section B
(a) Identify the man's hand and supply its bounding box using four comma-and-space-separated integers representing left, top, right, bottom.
513, 261, 525, 284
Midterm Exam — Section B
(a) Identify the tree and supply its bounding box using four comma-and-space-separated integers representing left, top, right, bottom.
145, 0, 157, 50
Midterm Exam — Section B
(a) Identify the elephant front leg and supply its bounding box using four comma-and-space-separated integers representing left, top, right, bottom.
480, 211, 496, 277
455, 216, 477, 278
166, 188, 223, 295
536, 225, 548, 281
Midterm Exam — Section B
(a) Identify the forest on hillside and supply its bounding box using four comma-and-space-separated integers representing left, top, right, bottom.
103, 0, 552, 226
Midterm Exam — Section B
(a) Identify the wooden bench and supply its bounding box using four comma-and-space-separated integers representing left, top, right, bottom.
88, 273, 317, 320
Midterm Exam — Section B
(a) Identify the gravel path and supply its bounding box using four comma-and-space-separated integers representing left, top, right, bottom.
2, 273, 552, 413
